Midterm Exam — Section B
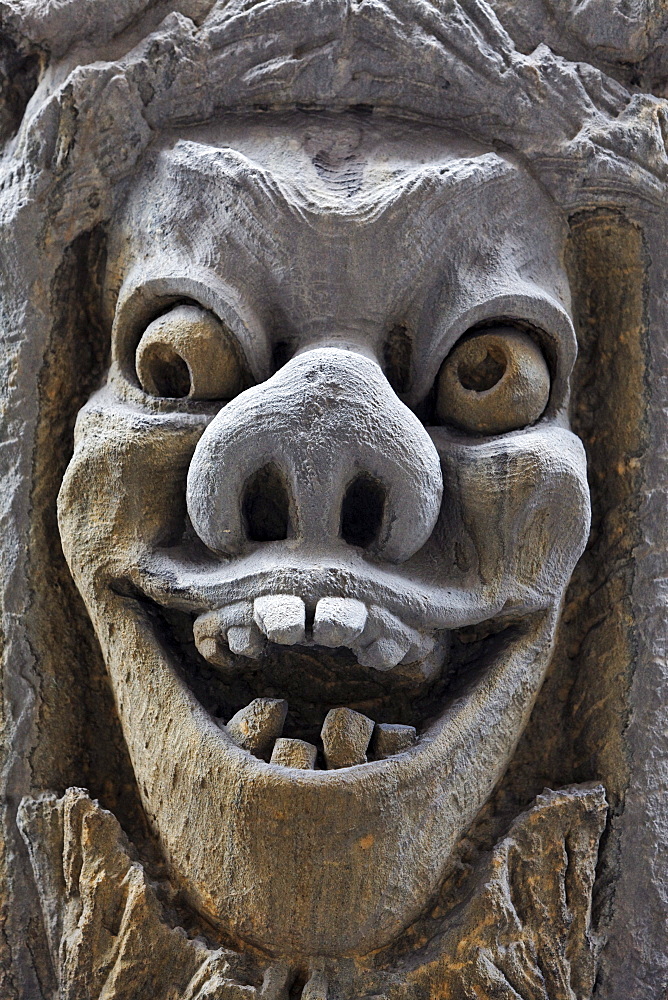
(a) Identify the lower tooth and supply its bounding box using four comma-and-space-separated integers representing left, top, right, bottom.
370, 722, 417, 759
321, 707, 375, 769
225, 698, 288, 757
271, 738, 318, 769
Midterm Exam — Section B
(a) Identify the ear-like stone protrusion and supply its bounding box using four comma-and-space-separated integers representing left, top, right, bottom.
321, 707, 375, 768
225, 698, 288, 756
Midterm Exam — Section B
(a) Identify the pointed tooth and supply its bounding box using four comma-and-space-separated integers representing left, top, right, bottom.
313, 597, 367, 647
370, 723, 417, 759
271, 738, 318, 770
225, 698, 288, 756
400, 632, 435, 664
227, 624, 265, 658
357, 636, 411, 671
254, 595, 306, 645
321, 707, 374, 769
259, 964, 291, 1000
302, 971, 328, 1000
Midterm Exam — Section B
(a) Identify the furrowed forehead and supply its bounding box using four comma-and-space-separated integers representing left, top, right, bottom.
113, 116, 560, 244
105, 116, 568, 345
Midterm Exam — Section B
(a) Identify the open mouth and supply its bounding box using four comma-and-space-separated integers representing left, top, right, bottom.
101, 572, 553, 956
123, 584, 529, 772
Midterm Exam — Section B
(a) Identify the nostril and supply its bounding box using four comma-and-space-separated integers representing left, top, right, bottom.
340, 474, 386, 549
242, 464, 291, 542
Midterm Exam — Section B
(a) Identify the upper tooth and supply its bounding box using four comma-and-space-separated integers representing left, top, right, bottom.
312, 597, 367, 647
271, 738, 318, 769
321, 707, 375, 769
370, 722, 417, 759
401, 632, 436, 664
194, 602, 257, 664
254, 595, 306, 645
351, 605, 432, 672
227, 624, 265, 658
225, 698, 288, 757
302, 971, 328, 1000
357, 636, 410, 670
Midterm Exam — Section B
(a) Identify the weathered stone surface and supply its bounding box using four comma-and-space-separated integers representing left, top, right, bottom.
270, 739, 318, 770
16, 788, 261, 1000
17, 784, 606, 1000
321, 708, 376, 769
0, 0, 664, 996
370, 723, 417, 760
225, 699, 288, 758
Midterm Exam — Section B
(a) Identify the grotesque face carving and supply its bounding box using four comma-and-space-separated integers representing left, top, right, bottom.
57, 115, 590, 959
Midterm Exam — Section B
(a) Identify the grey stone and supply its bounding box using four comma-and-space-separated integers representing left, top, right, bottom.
253, 595, 307, 646
0, 0, 664, 994
312, 597, 368, 648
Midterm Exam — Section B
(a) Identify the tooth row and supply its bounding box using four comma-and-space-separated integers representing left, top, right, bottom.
194, 595, 435, 674
222, 698, 416, 769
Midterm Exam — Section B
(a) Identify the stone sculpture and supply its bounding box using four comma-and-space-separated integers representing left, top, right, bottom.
0, 2, 666, 998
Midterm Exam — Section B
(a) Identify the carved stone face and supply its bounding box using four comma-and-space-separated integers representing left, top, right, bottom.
57, 114, 590, 960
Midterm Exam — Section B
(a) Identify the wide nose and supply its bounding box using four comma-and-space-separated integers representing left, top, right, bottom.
186, 347, 443, 563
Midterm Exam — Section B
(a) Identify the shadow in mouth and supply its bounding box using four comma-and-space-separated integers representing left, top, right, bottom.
124, 589, 527, 764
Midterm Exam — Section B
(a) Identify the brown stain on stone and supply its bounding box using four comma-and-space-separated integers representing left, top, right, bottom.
561, 208, 646, 810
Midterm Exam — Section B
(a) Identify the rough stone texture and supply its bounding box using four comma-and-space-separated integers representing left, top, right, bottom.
0, 0, 664, 997
17, 784, 606, 1000
270, 738, 318, 770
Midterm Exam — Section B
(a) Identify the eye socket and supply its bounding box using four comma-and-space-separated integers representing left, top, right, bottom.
135, 304, 245, 401
435, 326, 550, 434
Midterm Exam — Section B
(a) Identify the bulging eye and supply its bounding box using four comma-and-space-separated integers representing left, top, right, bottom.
435, 326, 550, 434
135, 304, 245, 401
